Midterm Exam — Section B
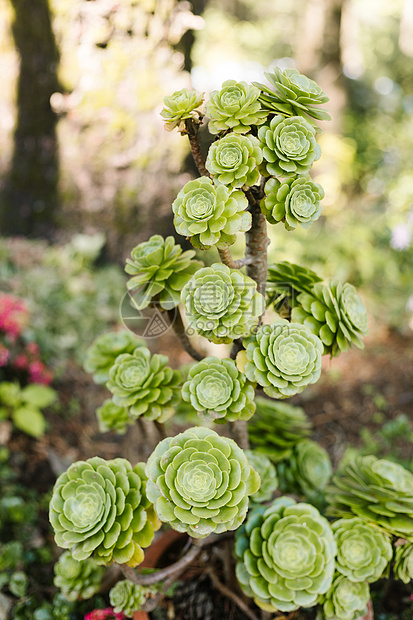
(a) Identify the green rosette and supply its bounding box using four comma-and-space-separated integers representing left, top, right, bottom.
327, 455, 413, 540
96, 399, 132, 435
240, 319, 323, 398
109, 579, 148, 617
234, 497, 336, 612
125, 235, 203, 311
258, 115, 320, 178
49, 458, 161, 567
182, 356, 256, 423
254, 67, 330, 122
333, 517, 392, 583
394, 542, 413, 584
205, 133, 263, 189
248, 396, 312, 462
261, 175, 324, 229
292, 280, 368, 357
181, 263, 265, 344
321, 574, 370, 620
146, 426, 260, 538
206, 80, 267, 134
172, 177, 251, 249
160, 88, 204, 131
278, 439, 332, 498
267, 261, 322, 314
106, 347, 181, 423
245, 450, 278, 503
53, 550, 103, 602
84, 331, 145, 385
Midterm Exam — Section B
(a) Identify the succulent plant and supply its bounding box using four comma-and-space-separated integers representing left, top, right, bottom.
106, 347, 181, 423
146, 426, 260, 538
205, 133, 262, 189
278, 439, 332, 498
239, 319, 323, 398
109, 579, 147, 617
125, 235, 203, 311
394, 542, 413, 584
234, 497, 336, 612
84, 331, 145, 385
49, 457, 160, 567
327, 455, 413, 539
267, 261, 322, 314
321, 574, 370, 620
182, 357, 256, 423
160, 88, 204, 132
96, 399, 132, 435
248, 397, 312, 462
332, 518, 392, 583
53, 550, 104, 602
181, 263, 265, 344
245, 450, 278, 503
261, 175, 324, 229
206, 80, 267, 134
172, 177, 251, 250
292, 281, 368, 357
254, 67, 330, 122
258, 115, 321, 178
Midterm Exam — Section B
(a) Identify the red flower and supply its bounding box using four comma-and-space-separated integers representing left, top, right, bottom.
84, 607, 126, 620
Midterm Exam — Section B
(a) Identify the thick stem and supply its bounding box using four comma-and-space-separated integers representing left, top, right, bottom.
119, 533, 228, 586
184, 118, 210, 177
231, 420, 249, 450
167, 307, 204, 361
218, 247, 252, 269
245, 196, 269, 302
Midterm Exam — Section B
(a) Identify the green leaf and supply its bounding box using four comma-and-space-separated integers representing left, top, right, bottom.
21, 385, 57, 408
0, 382, 21, 407
9, 571, 28, 597
12, 407, 46, 437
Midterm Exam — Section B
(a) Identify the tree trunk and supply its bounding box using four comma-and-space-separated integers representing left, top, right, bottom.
1, 0, 60, 237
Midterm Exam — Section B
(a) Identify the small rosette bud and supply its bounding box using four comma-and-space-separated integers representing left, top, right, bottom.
321, 574, 370, 620
53, 550, 103, 602
160, 88, 204, 132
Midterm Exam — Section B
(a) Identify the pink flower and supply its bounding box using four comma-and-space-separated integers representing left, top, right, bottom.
0, 294, 29, 339
0, 345, 10, 367
85, 608, 126, 620
28, 361, 53, 385
14, 354, 29, 369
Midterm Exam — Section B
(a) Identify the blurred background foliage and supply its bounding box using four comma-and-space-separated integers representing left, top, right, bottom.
0, 0, 413, 333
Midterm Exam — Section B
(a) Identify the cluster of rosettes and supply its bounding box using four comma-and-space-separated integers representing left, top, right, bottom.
292, 280, 368, 357
278, 439, 332, 499
327, 455, 413, 539
182, 356, 256, 423
49, 457, 160, 567
125, 235, 203, 311
235, 497, 336, 612
206, 133, 263, 189
84, 331, 145, 385
258, 115, 321, 178
145, 426, 260, 538
172, 177, 251, 249
107, 347, 181, 423
109, 579, 151, 617
261, 175, 324, 230
254, 67, 330, 121
248, 397, 312, 462
160, 88, 204, 132
321, 574, 370, 620
332, 518, 392, 583
206, 79, 267, 134
53, 550, 103, 602
181, 263, 264, 344
239, 319, 323, 398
